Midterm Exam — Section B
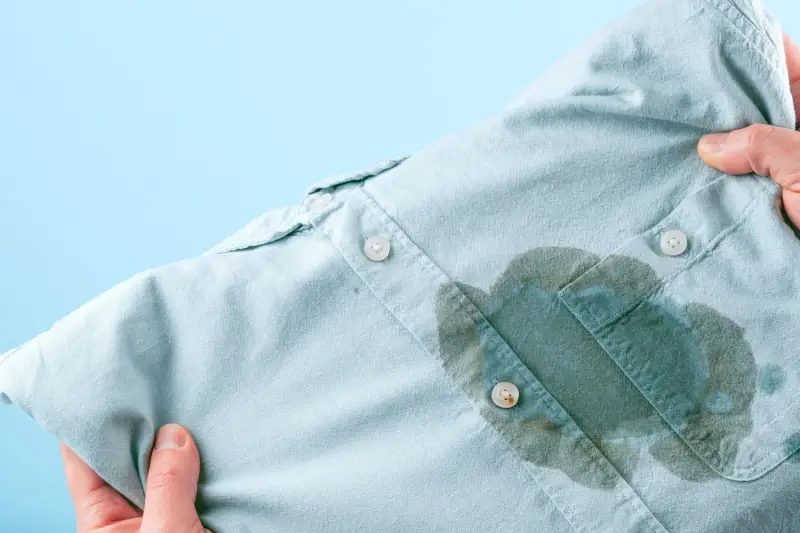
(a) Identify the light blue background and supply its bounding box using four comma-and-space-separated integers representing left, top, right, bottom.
1, 1, 798, 531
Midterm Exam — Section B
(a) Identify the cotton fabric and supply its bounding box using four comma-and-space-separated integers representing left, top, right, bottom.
2, 0, 799, 531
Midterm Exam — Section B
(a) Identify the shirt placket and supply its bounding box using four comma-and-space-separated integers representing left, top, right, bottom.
302, 184, 668, 533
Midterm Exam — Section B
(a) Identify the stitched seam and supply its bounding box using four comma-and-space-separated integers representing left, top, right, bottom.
561, 172, 762, 331
708, 6, 781, 83
640, 181, 784, 479
355, 186, 667, 533
708, 0, 794, 131
719, 0, 779, 57
597, 175, 760, 341
482, 326, 658, 505
679, 201, 800, 474
313, 219, 585, 532
337, 190, 584, 533
570, 181, 780, 480
613, 181, 760, 327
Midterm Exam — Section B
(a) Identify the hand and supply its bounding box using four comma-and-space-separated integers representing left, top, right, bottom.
698, 32, 800, 229
60, 424, 211, 533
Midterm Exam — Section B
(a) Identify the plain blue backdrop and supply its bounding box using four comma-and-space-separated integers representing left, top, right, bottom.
1, 1, 798, 531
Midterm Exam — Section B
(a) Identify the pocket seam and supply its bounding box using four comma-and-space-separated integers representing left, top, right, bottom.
556, 176, 793, 481
558, 173, 766, 332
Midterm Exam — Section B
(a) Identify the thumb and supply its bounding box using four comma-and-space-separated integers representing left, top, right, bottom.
141, 424, 208, 533
698, 125, 800, 229
697, 125, 800, 192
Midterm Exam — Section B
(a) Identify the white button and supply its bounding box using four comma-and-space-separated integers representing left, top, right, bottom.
309, 193, 332, 212
659, 229, 688, 256
363, 236, 391, 261
491, 381, 519, 408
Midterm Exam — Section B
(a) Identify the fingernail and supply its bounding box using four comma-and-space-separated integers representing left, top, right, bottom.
698, 133, 730, 154
155, 424, 187, 451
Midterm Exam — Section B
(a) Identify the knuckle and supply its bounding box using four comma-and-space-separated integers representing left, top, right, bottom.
79, 486, 110, 524
146, 469, 183, 491
76, 486, 135, 531
82, 484, 108, 509
789, 171, 800, 193
746, 124, 776, 150
744, 124, 778, 175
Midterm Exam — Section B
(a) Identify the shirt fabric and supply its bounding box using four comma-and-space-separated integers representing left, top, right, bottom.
2, 0, 800, 531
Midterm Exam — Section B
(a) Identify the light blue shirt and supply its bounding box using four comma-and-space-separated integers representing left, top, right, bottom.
2, 0, 799, 531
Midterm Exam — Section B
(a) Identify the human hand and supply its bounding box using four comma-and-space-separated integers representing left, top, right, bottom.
698, 32, 800, 229
60, 424, 211, 533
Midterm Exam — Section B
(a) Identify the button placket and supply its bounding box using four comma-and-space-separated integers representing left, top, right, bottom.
308, 185, 667, 533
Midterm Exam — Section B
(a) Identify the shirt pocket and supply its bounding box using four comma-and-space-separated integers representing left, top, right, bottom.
205, 158, 407, 255
557, 172, 800, 481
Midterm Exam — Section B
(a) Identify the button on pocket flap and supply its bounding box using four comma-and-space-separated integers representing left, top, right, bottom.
557, 174, 800, 481
204, 204, 303, 255
305, 158, 408, 195
558, 174, 764, 333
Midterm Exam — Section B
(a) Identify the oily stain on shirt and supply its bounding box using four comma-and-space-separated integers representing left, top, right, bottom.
435, 246, 786, 489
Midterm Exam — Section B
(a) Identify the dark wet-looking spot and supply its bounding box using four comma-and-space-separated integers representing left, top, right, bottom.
784, 433, 800, 464
436, 246, 756, 488
758, 364, 786, 395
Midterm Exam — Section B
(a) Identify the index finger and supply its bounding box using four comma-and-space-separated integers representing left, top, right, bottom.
60, 443, 141, 528
784, 33, 800, 83
783, 32, 800, 121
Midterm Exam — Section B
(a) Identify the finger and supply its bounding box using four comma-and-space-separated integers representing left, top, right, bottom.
141, 424, 205, 533
60, 443, 141, 530
785, 32, 800, 84
697, 125, 800, 191
784, 189, 800, 230
784, 33, 800, 121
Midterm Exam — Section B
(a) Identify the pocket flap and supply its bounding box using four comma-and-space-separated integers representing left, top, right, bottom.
558, 174, 800, 481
